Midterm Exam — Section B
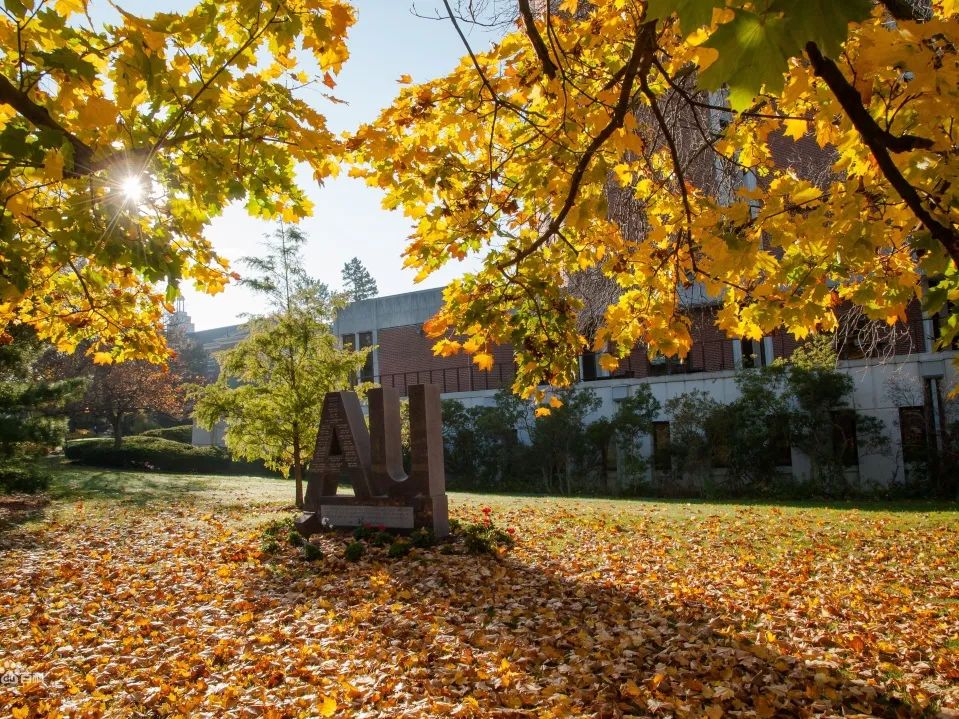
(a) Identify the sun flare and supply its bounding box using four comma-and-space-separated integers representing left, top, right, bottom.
120, 175, 144, 203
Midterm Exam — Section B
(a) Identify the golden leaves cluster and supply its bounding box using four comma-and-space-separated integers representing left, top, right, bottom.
1, 0, 353, 362
351, 1, 959, 397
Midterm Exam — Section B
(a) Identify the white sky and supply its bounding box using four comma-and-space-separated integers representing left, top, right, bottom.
167, 1, 500, 329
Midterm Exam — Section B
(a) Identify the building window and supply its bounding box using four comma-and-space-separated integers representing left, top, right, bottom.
931, 307, 959, 350
740, 338, 767, 369
581, 352, 598, 381
358, 331, 374, 382
648, 353, 688, 376
899, 406, 928, 464
831, 410, 859, 467
652, 421, 671, 471
341, 333, 355, 350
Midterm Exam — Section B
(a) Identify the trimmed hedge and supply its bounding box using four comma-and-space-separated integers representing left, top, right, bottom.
64, 436, 276, 476
140, 425, 193, 444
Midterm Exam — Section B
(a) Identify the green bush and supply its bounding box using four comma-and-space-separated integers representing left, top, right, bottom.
458, 519, 515, 556
410, 527, 434, 548
302, 542, 323, 561
369, 530, 393, 547
387, 540, 412, 558
64, 436, 275, 475
139, 425, 193, 444
352, 525, 376, 540
0, 464, 50, 494
344, 541, 364, 562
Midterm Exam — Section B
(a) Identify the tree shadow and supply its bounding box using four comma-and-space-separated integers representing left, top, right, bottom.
244, 542, 918, 717
48, 467, 215, 506
0, 494, 52, 551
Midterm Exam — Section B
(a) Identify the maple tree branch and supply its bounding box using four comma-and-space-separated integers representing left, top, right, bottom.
805, 41, 959, 265
640, 72, 693, 238
498, 22, 657, 271
150, 9, 280, 160
518, 0, 558, 79
804, 45, 933, 153
0, 72, 95, 175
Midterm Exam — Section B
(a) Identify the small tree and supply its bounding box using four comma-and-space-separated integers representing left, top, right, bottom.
441, 393, 528, 489
586, 385, 660, 493
74, 361, 186, 449
194, 225, 367, 507
193, 312, 367, 507
785, 336, 889, 494
664, 390, 724, 493
529, 387, 600, 495
720, 367, 794, 495
341, 257, 379, 302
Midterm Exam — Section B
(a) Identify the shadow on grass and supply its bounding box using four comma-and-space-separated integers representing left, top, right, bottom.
242, 542, 919, 718
47, 465, 215, 506
0, 494, 52, 551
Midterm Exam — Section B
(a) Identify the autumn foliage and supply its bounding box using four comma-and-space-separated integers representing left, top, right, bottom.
0, 0, 353, 363
352, 0, 959, 399
1, 473, 957, 717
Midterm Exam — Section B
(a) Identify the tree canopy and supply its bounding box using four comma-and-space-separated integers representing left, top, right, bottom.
351, 0, 959, 399
0, 0, 353, 364
4, 0, 958, 401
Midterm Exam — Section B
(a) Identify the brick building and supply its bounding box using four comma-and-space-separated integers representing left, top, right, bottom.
330, 285, 957, 487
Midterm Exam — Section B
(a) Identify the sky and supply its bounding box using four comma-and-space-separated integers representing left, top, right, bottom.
166, 1, 501, 330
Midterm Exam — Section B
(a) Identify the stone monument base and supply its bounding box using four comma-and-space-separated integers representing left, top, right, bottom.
296, 494, 449, 538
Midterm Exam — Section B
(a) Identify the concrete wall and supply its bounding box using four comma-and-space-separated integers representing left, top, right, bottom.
333, 287, 444, 337
436, 351, 958, 486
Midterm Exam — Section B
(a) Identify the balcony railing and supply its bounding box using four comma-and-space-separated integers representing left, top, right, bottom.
609, 339, 737, 378
373, 363, 517, 397
369, 340, 741, 395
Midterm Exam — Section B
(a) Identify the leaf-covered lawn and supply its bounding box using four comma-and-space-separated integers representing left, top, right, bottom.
2, 467, 957, 718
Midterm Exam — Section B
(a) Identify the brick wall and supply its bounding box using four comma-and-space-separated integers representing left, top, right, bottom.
376, 325, 515, 395
373, 298, 931, 394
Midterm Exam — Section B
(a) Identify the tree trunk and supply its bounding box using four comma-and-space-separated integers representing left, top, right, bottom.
292, 425, 303, 508
112, 413, 123, 449
599, 443, 609, 494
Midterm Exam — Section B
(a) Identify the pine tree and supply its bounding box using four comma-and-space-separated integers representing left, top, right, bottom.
341, 257, 378, 302
0, 329, 84, 492
194, 225, 367, 507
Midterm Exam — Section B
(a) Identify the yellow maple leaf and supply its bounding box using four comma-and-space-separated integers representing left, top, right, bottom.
462, 336, 485, 354
54, 0, 85, 16
77, 96, 118, 129
598, 353, 619, 372
472, 352, 494, 371
534, 406, 551, 417
43, 149, 65, 181
92, 351, 114, 365
937, 0, 957, 16
319, 695, 337, 717
548, 395, 563, 408
784, 118, 808, 141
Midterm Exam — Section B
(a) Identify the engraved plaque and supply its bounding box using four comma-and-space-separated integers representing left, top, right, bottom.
320, 504, 415, 529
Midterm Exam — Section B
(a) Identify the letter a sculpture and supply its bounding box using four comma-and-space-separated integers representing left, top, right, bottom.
295, 384, 450, 538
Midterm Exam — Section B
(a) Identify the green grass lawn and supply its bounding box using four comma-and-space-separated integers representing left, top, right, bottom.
1, 463, 957, 718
